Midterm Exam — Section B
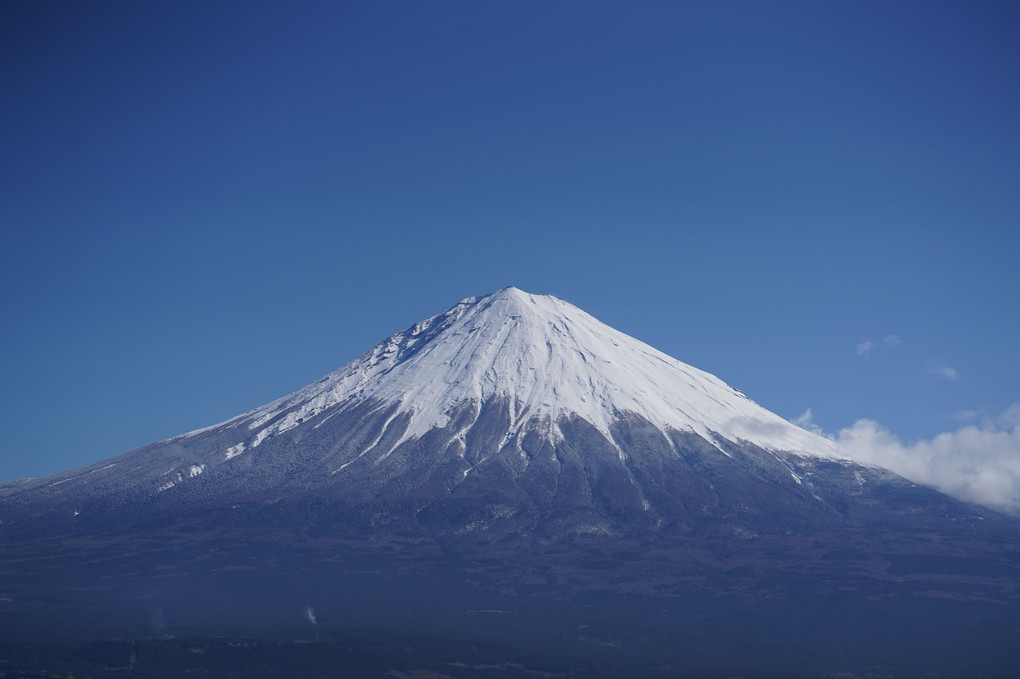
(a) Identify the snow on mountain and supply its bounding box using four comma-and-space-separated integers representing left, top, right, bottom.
210, 287, 838, 460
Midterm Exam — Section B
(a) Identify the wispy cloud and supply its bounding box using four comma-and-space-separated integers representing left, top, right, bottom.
832, 404, 1020, 514
793, 408, 814, 427
793, 408, 824, 435
927, 361, 959, 381
856, 334, 901, 357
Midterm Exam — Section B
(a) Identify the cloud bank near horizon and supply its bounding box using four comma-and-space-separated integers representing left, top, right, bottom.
807, 405, 1020, 514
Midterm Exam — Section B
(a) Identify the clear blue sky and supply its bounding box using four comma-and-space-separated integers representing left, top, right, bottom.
2, 0, 1018, 483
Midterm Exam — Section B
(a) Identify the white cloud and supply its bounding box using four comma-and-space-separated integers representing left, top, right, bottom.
999, 403, 1020, 427
833, 405, 1020, 514
856, 334, 902, 357
856, 341, 876, 357
793, 408, 814, 427
927, 361, 959, 381
793, 408, 824, 435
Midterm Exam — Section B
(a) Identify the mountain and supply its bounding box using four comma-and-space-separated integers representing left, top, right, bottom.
2, 287, 1019, 678
3, 286, 840, 527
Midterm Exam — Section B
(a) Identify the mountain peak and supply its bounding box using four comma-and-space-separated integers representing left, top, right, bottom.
468, 285, 554, 313
232, 288, 837, 459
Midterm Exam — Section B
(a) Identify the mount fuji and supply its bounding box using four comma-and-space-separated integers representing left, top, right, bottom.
2, 288, 1019, 678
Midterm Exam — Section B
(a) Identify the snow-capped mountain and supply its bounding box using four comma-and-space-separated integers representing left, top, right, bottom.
2, 282, 993, 552
2, 286, 851, 530
3, 287, 1020, 677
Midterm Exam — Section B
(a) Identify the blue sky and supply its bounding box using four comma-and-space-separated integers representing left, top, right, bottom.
2, 1, 1019, 492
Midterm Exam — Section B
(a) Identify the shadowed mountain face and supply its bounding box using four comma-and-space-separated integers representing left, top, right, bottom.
2, 288, 1019, 677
